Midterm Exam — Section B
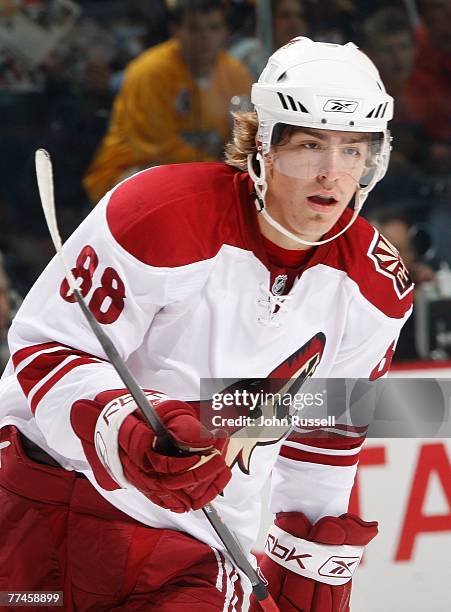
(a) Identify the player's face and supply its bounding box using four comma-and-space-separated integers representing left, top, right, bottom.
263, 128, 370, 248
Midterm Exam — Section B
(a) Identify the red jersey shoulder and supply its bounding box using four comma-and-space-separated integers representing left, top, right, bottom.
105, 163, 246, 267
325, 212, 414, 318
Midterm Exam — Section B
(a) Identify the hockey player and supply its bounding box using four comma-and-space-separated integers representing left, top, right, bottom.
0, 38, 413, 611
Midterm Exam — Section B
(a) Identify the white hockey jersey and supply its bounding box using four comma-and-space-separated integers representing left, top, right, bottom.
0, 162, 413, 560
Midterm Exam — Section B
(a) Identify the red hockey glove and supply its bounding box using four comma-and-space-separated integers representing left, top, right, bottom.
71, 390, 231, 513
254, 512, 378, 612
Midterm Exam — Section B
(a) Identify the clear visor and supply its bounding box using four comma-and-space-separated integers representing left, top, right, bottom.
270, 126, 384, 187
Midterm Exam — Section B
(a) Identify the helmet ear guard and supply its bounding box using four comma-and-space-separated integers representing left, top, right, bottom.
249, 37, 393, 247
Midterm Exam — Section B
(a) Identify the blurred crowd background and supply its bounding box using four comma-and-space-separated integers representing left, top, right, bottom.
1, 0, 451, 370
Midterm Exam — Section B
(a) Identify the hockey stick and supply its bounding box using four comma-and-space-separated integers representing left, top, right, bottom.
35, 149, 278, 611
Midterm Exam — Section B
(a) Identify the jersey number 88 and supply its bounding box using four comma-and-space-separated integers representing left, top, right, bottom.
60, 245, 125, 324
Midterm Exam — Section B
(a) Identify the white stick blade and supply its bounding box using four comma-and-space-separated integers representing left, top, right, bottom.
35, 148, 62, 253
35, 148, 78, 295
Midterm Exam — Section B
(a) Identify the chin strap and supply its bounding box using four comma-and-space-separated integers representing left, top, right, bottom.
247, 153, 367, 248
248, 151, 267, 211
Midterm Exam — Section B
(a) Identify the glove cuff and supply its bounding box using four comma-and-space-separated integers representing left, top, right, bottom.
265, 523, 364, 586
94, 391, 169, 487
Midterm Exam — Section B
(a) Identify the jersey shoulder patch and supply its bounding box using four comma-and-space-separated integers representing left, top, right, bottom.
324, 212, 414, 319
367, 229, 413, 300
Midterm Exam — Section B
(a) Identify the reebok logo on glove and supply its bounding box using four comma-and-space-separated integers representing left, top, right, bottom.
265, 524, 365, 586
319, 557, 360, 579
265, 533, 312, 569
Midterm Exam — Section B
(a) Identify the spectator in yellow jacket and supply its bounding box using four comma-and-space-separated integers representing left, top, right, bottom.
83, 0, 253, 203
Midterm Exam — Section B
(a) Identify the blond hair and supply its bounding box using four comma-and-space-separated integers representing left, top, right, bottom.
224, 111, 259, 170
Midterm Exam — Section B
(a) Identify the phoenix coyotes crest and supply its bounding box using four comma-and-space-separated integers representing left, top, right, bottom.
368, 231, 413, 299
191, 332, 326, 476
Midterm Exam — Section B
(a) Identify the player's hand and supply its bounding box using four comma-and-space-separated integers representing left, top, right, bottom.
253, 512, 378, 612
71, 390, 231, 513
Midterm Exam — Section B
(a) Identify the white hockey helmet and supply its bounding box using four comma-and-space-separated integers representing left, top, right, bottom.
248, 37, 394, 246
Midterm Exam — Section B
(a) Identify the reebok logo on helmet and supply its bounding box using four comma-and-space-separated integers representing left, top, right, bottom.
323, 99, 359, 113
